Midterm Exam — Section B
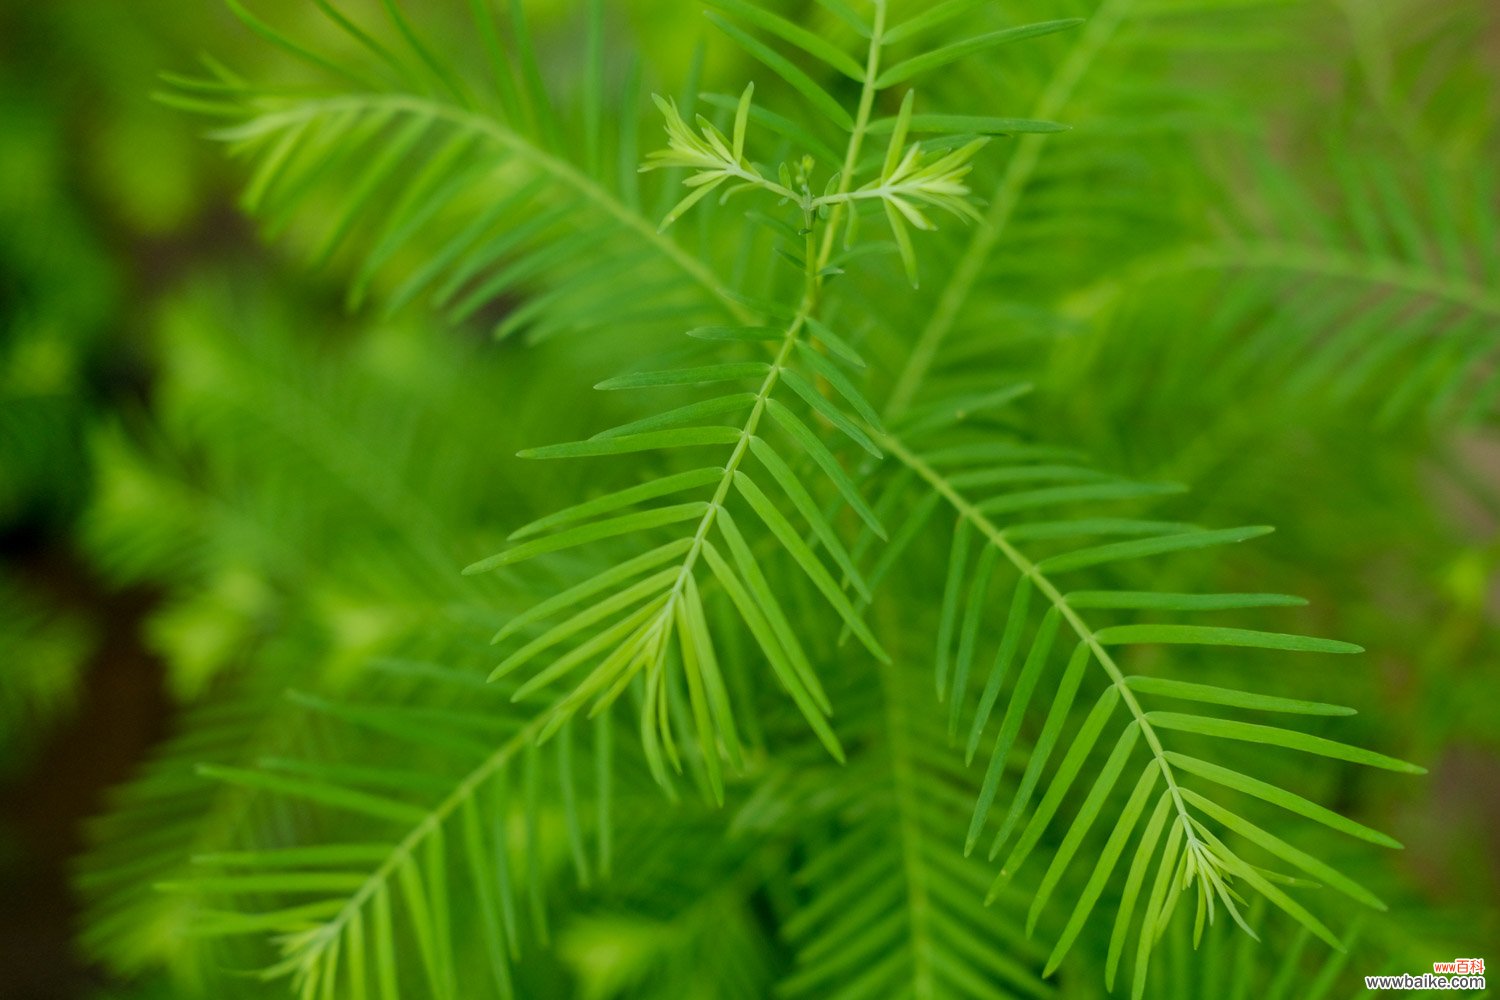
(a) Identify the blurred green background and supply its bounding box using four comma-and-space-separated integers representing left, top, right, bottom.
0, 0, 1496, 997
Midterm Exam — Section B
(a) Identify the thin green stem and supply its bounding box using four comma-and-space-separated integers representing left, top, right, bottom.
696, 162, 800, 203
817, 0, 888, 272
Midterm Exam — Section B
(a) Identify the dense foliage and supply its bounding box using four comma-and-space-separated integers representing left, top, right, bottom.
2, 1, 1497, 998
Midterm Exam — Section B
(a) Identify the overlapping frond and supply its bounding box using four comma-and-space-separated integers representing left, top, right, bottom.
1132, 901, 1359, 1000
71, 284, 547, 978
864, 407, 1422, 998
160, 0, 751, 339
997, 0, 1500, 433
869, 0, 1313, 410
703, 0, 1076, 138
167, 660, 622, 1000
1073, 146, 1500, 428
1130, 895, 1492, 1000
80, 282, 533, 703
778, 657, 1052, 1000
464, 310, 894, 792
559, 811, 780, 1000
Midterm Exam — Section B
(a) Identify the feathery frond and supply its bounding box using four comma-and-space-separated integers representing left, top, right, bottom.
159, 0, 749, 339
872, 419, 1420, 998
464, 287, 894, 787
1071, 145, 1500, 428
176, 668, 620, 1000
